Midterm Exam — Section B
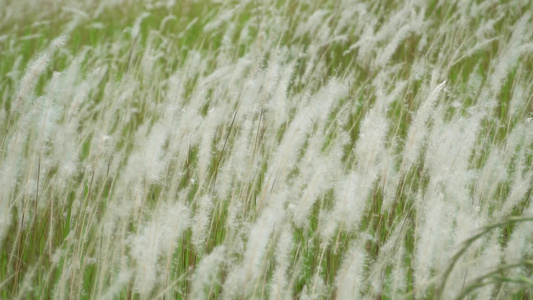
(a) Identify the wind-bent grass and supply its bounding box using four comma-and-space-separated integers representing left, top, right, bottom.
1, 0, 532, 299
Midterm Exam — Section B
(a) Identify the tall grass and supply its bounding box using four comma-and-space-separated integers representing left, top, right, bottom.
1, 0, 532, 299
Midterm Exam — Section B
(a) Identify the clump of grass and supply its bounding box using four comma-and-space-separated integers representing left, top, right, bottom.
1, 0, 532, 299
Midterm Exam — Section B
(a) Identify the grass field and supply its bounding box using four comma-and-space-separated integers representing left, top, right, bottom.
1, 0, 532, 299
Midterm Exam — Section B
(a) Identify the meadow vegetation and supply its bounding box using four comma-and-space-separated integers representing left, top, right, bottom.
0, 0, 532, 299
